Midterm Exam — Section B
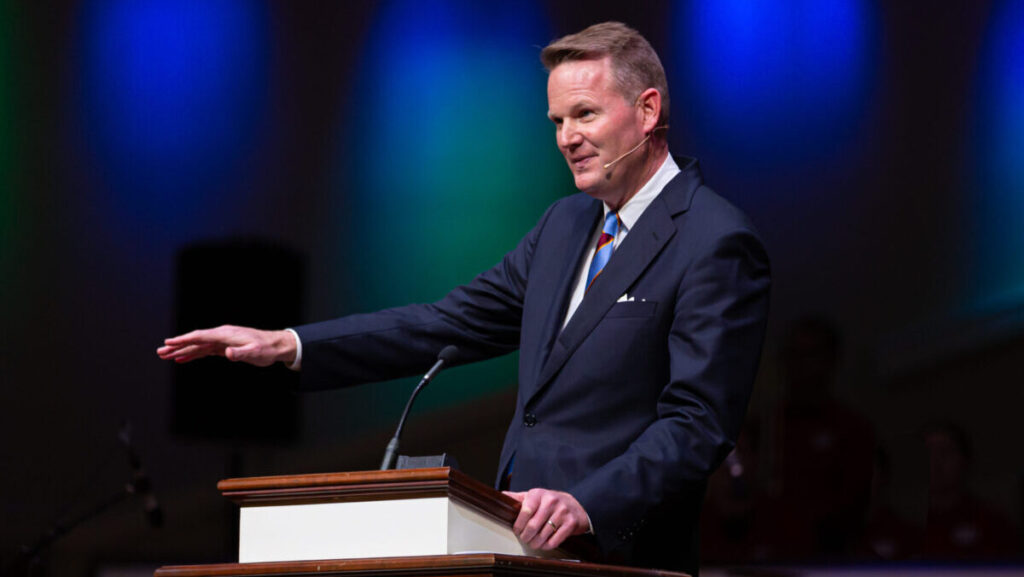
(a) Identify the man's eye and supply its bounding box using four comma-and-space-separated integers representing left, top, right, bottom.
580, 110, 595, 119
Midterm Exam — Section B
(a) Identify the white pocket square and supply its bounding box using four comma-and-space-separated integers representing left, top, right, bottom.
617, 293, 635, 303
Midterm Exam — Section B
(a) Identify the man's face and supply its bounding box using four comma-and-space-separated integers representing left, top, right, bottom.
547, 57, 647, 205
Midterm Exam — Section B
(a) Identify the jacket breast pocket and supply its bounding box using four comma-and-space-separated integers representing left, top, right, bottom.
605, 301, 658, 318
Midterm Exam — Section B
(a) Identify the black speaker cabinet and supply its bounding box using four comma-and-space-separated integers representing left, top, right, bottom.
172, 239, 304, 443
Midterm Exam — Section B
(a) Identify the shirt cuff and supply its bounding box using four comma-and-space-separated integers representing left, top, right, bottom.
283, 328, 302, 371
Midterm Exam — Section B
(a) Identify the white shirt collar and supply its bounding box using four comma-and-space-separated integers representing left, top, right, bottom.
602, 154, 681, 232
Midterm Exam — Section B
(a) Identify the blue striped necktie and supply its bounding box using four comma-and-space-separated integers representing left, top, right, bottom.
585, 211, 620, 292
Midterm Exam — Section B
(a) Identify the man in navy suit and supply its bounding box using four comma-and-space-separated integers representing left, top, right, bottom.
159, 22, 770, 574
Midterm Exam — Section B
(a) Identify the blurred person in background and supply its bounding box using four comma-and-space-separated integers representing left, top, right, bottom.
923, 421, 1016, 559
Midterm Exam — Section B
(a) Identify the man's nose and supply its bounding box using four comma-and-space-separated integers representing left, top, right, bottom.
557, 122, 583, 149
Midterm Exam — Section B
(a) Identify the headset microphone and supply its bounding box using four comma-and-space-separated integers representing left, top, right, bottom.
602, 125, 670, 170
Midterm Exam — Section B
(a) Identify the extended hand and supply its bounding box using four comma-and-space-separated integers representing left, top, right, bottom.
503, 488, 591, 551
157, 325, 297, 367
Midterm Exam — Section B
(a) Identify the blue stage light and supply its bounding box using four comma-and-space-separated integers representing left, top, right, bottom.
76, 0, 270, 225
675, 0, 876, 169
967, 0, 1024, 313
335, 0, 561, 308
326, 0, 561, 418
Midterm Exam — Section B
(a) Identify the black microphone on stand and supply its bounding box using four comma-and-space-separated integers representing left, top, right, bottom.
380, 345, 460, 470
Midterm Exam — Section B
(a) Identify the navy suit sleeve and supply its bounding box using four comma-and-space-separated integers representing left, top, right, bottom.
570, 223, 770, 554
293, 203, 557, 390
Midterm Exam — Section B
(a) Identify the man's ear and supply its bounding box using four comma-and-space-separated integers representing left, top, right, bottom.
636, 88, 661, 133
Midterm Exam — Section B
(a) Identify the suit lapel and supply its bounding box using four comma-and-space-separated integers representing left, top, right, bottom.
520, 199, 601, 395
531, 194, 677, 397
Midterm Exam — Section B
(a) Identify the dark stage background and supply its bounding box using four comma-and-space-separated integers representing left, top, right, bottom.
2, 1, 1023, 575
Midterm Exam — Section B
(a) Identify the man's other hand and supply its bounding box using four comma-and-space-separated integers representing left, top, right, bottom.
504, 488, 591, 551
157, 325, 296, 367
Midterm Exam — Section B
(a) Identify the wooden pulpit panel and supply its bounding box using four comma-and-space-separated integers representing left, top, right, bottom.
156, 553, 690, 577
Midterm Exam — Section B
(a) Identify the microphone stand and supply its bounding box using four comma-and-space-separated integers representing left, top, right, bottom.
4, 423, 160, 577
380, 373, 433, 471
380, 346, 459, 470
3, 476, 148, 577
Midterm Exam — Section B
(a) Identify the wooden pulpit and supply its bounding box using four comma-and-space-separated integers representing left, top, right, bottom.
154, 467, 690, 577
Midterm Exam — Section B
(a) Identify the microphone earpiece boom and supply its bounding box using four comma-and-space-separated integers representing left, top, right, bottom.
602, 125, 670, 170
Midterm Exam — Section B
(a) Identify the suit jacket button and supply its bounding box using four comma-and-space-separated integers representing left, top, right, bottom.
524, 413, 537, 427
